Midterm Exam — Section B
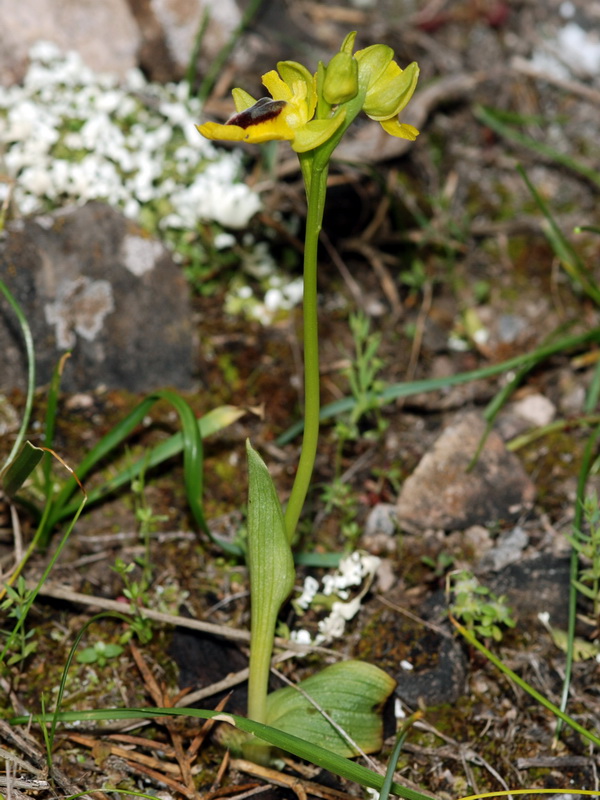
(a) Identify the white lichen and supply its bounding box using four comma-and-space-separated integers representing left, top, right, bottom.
0, 42, 261, 233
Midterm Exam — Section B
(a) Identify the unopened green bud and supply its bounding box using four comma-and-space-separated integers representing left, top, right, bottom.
323, 51, 359, 105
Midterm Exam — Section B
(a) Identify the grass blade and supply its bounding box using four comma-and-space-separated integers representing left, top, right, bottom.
38, 396, 245, 554
13, 706, 432, 800
277, 329, 600, 444
0, 279, 36, 472
474, 105, 600, 190
517, 165, 600, 305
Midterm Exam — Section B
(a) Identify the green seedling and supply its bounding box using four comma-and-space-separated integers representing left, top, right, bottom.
0, 577, 38, 667
566, 491, 600, 620
320, 478, 361, 545
76, 640, 124, 668
421, 551, 455, 578
339, 311, 388, 441
131, 463, 169, 588
111, 559, 153, 644
449, 570, 515, 642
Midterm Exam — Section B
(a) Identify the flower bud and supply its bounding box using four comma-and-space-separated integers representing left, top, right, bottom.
322, 51, 359, 105
355, 44, 394, 91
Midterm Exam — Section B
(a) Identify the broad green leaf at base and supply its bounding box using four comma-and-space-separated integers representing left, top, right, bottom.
265, 660, 396, 757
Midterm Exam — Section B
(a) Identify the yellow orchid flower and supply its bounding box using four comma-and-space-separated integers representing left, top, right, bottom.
355, 45, 420, 141
197, 62, 346, 154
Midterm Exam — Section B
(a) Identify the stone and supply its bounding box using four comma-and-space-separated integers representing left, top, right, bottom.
477, 525, 529, 572
0, 202, 196, 392
355, 598, 468, 707
489, 554, 571, 629
394, 628, 467, 707
511, 393, 556, 428
128, 0, 243, 82
396, 411, 536, 532
0, 0, 141, 86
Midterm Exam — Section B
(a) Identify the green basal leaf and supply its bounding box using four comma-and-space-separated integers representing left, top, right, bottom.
246, 440, 295, 729
1, 441, 44, 497
265, 660, 396, 757
246, 440, 295, 631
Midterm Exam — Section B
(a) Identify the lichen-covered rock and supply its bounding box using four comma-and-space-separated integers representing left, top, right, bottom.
0, 201, 196, 392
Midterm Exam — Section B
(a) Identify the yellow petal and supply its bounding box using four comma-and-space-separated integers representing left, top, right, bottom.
379, 117, 419, 140
262, 70, 293, 101
196, 111, 294, 145
277, 60, 317, 118
196, 121, 246, 143
277, 60, 315, 95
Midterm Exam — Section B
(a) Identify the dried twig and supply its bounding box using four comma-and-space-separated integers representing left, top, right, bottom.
33, 581, 340, 656
231, 757, 360, 800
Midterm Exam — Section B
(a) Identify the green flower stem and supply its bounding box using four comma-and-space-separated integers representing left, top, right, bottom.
283, 97, 365, 544
283, 153, 329, 542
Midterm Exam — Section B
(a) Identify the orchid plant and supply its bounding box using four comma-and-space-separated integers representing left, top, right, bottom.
197, 33, 419, 761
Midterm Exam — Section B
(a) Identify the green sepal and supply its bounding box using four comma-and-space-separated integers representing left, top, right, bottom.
277, 60, 315, 95
354, 44, 394, 92
363, 61, 420, 120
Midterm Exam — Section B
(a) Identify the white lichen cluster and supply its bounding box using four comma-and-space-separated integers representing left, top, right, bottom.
0, 42, 305, 321
291, 551, 381, 646
0, 41, 261, 231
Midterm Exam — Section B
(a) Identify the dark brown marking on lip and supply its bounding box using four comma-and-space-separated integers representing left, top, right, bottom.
227, 98, 286, 129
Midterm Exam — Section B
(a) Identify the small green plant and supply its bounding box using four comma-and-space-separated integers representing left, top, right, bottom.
400, 258, 428, 298
421, 551, 455, 578
0, 577, 38, 667
320, 478, 361, 545
335, 311, 388, 447
566, 491, 600, 620
131, 465, 169, 588
76, 639, 124, 667
449, 570, 515, 642
111, 559, 153, 644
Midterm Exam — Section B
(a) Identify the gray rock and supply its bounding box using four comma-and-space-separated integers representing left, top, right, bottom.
364, 503, 398, 538
478, 525, 529, 572
396, 411, 536, 532
0, 202, 196, 392
489, 554, 571, 629
0, 0, 140, 86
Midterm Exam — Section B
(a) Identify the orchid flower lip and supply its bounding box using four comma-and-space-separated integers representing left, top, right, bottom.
227, 98, 287, 129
